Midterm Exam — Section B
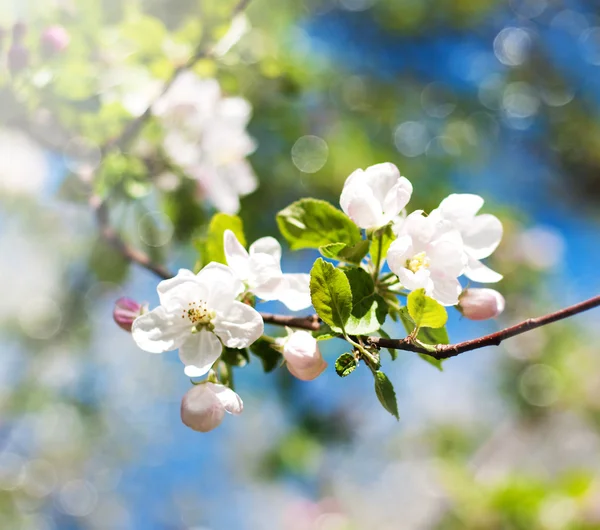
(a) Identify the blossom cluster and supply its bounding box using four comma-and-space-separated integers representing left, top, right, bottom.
116, 161, 505, 432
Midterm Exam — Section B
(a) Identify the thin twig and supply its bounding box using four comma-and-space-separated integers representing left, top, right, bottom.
367, 295, 600, 359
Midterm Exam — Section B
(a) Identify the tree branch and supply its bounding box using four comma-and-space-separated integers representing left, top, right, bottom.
366, 295, 600, 359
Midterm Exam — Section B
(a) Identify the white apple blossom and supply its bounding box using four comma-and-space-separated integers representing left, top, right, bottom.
430, 194, 503, 283
152, 72, 258, 213
180, 383, 243, 432
340, 162, 413, 229
131, 263, 263, 377
277, 330, 327, 381
459, 288, 505, 321
387, 211, 466, 306
223, 230, 312, 311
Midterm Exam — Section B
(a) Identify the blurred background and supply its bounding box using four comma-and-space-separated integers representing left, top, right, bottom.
1, 0, 600, 528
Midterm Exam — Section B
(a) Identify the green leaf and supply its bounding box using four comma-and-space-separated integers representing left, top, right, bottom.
319, 239, 370, 264
199, 213, 246, 267
369, 224, 395, 271
277, 198, 361, 250
309, 258, 352, 333
221, 347, 250, 367
335, 353, 358, 377
399, 308, 446, 371
378, 328, 397, 361
407, 289, 448, 329
373, 371, 399, 420
344, 268, 388, 335
249, 339, 282, 373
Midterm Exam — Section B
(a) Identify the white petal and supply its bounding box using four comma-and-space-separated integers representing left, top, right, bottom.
247, 254, 284, 299
439, 193, 484, 222
404, 211, 435, 244
157, 269, 205, 312
429, 277, 462, 306
382, 176, 413, 224
464, 256, 503, 283
224, 229, 250, 281
428, 238, 465, 278
208, 383, 243, 415
275, 273, 312, 311
180, 384, 225, 432
462, 214, 503, 259
132, 306, 189, 353
364, 163, 401, 202
387, 235, 414, 276
398, 267, 431, 292
179, 329, 222, 378
249, 236, 282, 262
196, 262, 244, 310
340, 174, 383, 229
213, 301, 264, 349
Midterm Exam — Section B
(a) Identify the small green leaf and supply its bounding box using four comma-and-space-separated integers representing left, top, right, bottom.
319, 240, 370, 264
277, 198, 361, 250
249, 339, 282, 373
344, 268, 388, 335
335, 353, 358, 377
369, 224, 395, 271
309, 258, 352, 333
407, 289, 448, 329
199, 213, 246, 267
221, 347, 250, 367
374, 371, 399, 420
399, 308, 446, 371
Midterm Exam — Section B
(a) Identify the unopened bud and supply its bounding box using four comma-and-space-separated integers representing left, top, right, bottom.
41, 25, 70, 54
8, 44, 29, 73
459, 288, 505, 321
113, 297, 145, 332
181, 383, 243, 433
278, 330, 327, 381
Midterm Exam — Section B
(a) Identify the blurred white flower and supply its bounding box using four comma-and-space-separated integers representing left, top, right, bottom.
459, 288, 505, 320
0, 128, 48, 196
153, 72, 258, 213
277, 330, 327, 381
340, 162, 413, 229
224, 229, 312, 311
430, 193, 503, 283
180, 383, 243, 432
387, 211, 466, 306
132, 264, 263, 377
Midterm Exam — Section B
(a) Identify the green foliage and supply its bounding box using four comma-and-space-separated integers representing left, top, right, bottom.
335, 353, 358, 377
373, 371, 399, 419
198, 213, 246, 268
344, 268, 388, 335
369, 224, 395, 271
399, 307, 447, 370
276, 198, 361, 250
319, 239, 370, 264
249, 339, 282, 373
309, 258, 352, 333
221, 347, 250, 367
407, 289, 448, 329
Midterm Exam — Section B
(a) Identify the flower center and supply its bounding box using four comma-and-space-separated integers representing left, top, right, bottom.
182, 300, 215, 328
406, 251, 430, 273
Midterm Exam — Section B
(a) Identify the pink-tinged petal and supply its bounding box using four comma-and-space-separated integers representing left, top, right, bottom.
132, 306, 189, 354
287, 358, 327, 381
387, 235, 414, 275
157, 269, 205, 311
197, 262, 244, 310
464, 256, 503, 283
429, 277, 462, 306
247, 254, 284, 299
459, 288, 505, 320
275, 273, 312, 311
438, 193, 484, 222
404, 211, 435, 244
213, 301, 264, 349
179, 329, 222, 378
428, 238, 465, 278
249, 236, 282, 262
341, 186, 383, 229
462, 213, 503, 259
364, 163, 401, 203
224, 229, 250, 281
180, 384, 225, 432
340, 168, 365, 198
382, 176, 413, 223
208, 383, 243, 415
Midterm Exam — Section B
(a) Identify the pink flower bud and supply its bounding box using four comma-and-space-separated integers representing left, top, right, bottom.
459, 288, 505, 321
12, 22, 27, 42
8, 44, 29, 73
41, 25, 70, 54
279, 330, 327, 381
113, 297, 144, 332
180, 383, 243, 433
